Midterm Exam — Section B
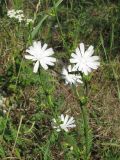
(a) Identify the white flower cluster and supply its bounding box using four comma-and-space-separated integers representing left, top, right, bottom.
7, 9, 34, 24
7, 9, 24, 22
0, 96, 6, 107
25, 41, 100, 85
0, 95, 7, 114
52, 114, 76, 132
24, 40, 100, 133
26, 18, 34, 25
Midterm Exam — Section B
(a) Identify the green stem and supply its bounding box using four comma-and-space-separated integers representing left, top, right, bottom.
52, 0, 67, 49
12, 115, 24, 153
38, 69, 48, 96
38, 70, 55, 114
2, 106, 11, 138
75, 81, 89, 159
80, 104, 89, 160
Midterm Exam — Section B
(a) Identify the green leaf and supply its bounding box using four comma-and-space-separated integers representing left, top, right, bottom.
54, 0, 63, 8
63, 134, 79, 154
15, 148, 21, 159
31, 0, 63, 39
0, 146, 5, 158
31, 15, 49, 39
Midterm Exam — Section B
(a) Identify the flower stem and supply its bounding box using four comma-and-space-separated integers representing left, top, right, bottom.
80, 103, 89, 160
12, 115, 24, 153
38, 70, 55, 114
75, 80, 90, 159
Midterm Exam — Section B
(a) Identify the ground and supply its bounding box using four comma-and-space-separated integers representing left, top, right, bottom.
0, 0, 120, 160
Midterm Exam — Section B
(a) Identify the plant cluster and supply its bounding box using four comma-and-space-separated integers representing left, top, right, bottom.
0, 0, 120, 159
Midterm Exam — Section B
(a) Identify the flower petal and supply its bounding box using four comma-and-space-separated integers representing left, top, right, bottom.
33, 61, 39, 73
40, 61, 48, 70
44, 48, 54, 56
66, 117, 74, 125
62, 68, 68, 76
75, 47, 81, 56
85, 45, 94, 57
63, 115, 69, 125
70, 58, 78, 63
61, 114, 65, 122
45, 57, 56, 62
80, 43, 85, 56
25, 55, 36, 61
42, 43, 48, 51
68, 65, 72, 72
82, 65, 89, 75
67, 124, 76, 128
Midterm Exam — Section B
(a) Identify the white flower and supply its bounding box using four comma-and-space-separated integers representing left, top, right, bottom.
15, 14, 24, 22
60, 114, 76, 132
15, 10, 23, 14
0, 96, 6, 107
7, 9, 24, 22
7, 9, 16, 18
0, 95, 7, 114
25, 41, 56, 73
70, 43, 100, 75
26, 18, 34, 25
52, 114, 76, 132
62, 65, 83, 85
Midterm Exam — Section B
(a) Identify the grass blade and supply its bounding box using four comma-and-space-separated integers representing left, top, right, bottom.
31, 14, 48, 39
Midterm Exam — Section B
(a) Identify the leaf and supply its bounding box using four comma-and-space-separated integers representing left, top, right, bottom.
54, 0, 63, 8
31, 0, 63, 39
0, 146, 5, 158
31, 15, 49, 39
63, 134, 79, 154
15, 148, 21, 160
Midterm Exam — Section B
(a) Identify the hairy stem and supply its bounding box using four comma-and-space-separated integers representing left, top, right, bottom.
75, 78, 90, 159
38, 70, 55, 114
80, 103, 89, 160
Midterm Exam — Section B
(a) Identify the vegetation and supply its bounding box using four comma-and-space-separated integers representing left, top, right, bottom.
0, 0, 120, 159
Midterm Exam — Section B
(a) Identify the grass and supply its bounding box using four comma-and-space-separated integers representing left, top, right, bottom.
0, 0, 120, 159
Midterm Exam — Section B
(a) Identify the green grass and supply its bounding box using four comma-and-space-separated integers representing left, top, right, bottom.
0, 0, 120, 159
